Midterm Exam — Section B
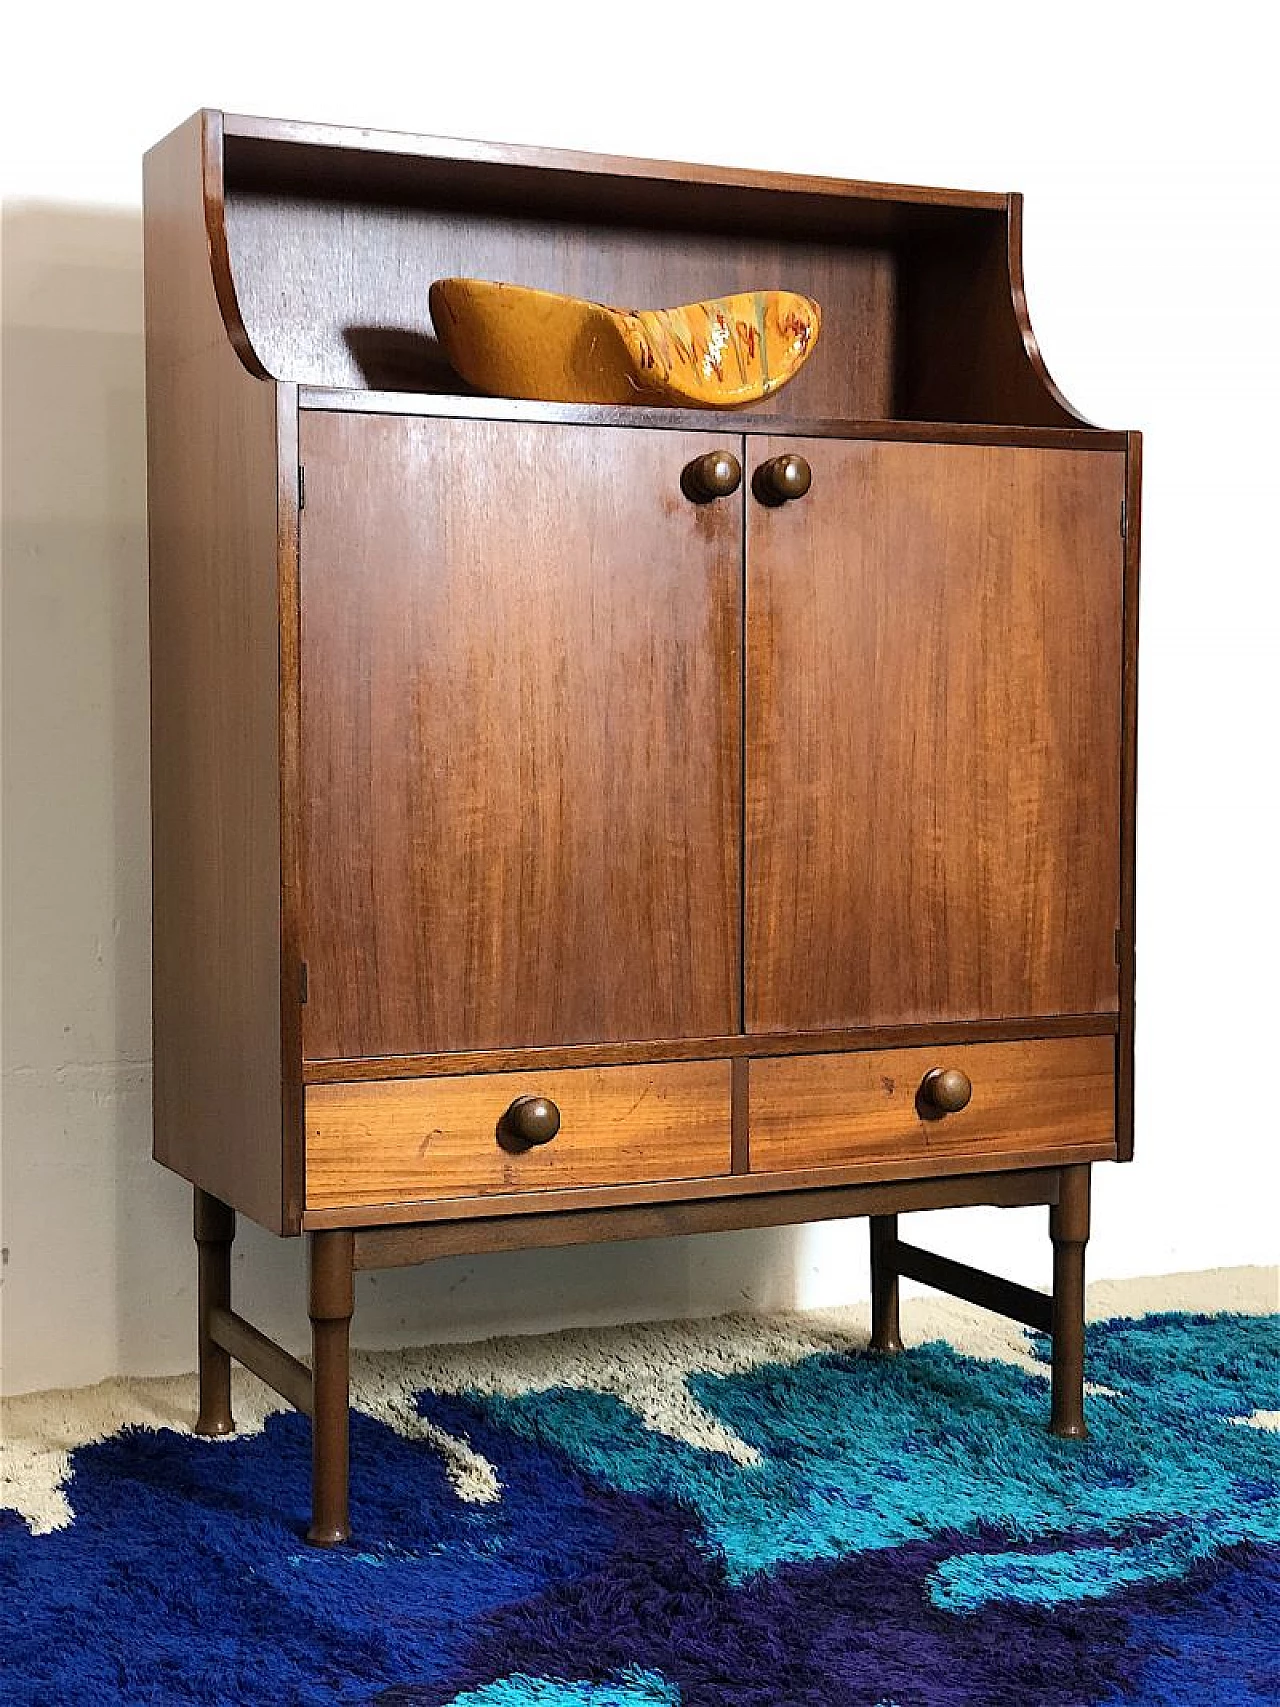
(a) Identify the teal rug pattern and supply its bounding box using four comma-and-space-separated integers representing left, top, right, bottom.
2, 1305, 1277, 1704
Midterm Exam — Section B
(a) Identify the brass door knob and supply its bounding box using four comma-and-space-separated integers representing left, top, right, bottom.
682, 449, 743, 503
500, 1094, 562, 1147
754, 453, 813, 505
919, 1067, 973, 1115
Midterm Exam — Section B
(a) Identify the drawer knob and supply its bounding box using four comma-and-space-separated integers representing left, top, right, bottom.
682, 449, 742, 503
754, 453, 812, 505
919, 1067, 973, 1115
500, 1094, 561, 1148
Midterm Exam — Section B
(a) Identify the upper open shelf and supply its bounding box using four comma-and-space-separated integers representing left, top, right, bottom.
159, 109, 1097, 430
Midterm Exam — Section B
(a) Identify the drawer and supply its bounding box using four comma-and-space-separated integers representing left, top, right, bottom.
749, 1037, 1115, 1175
305, 1060, 732, 1210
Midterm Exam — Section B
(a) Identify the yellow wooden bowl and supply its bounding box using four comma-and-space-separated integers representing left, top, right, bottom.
429, 279, 821, 408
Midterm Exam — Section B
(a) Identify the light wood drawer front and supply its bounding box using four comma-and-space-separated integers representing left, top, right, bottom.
750, 1037, 1115, 1174
305, 1061, 731, 1210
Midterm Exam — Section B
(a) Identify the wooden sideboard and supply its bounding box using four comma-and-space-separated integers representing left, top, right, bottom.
143, 109, 1140, 1545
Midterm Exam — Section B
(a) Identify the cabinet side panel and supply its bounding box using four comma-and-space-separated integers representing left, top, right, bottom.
1117, 431, 1142, 1160
897, 207, 1089, 427
145, 115, 288, 1230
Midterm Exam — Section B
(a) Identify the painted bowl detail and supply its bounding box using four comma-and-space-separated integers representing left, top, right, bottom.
429, 279, 821, 408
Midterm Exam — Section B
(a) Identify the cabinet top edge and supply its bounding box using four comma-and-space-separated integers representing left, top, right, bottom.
214, 109, 1011, 214
296, 388, 1131, 450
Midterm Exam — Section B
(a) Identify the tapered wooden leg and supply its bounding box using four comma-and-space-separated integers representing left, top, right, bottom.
1050, 1165, 1091, 1439
869, 1214, 904, 1354
307, 1229, 355, 1547
194, 1189, 235, 1435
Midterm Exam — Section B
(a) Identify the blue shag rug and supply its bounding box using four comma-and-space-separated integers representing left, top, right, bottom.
2, 1303, 1278, 1705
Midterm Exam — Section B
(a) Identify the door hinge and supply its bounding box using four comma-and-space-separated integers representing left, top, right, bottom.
1120, 498, 1126, 538
299, 961, 309, 1005
1114, 928, 1122, 964
298, 465, 306, 511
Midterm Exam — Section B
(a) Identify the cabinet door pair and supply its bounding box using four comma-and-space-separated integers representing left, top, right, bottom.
300, 415, 1123, 1062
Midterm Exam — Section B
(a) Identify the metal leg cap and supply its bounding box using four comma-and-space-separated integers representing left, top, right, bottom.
1050, 1419, 1089, 1440
305, 1522, 351, 1548
193, 1415, 235, 1437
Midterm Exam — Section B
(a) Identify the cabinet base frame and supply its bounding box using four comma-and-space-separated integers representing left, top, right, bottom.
193, 1164, 1092, 1547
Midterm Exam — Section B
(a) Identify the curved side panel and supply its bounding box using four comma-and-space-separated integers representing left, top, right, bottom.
143, 111, 300, 1233
897, 199, 1098, 429
200, 109, 273, 380
1005, 194, 1094, 428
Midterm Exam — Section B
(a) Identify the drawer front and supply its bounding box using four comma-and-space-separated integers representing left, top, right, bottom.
750, 1037, 1115, 1175
305, 1060, 732, 1210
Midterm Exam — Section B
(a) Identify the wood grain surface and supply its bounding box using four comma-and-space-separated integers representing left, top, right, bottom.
349, 1167, 1064, 1266
898, 199, 1091, 428
300, 1013, 1118, 1084
226, 193, 898, 419
745, 438, 1125, 1032
143, 108, 1139, 1258
299, 391, 1125, 450
1118, 432, 1143, 1161
221, 112, 1009, 216
214, 110, 1091, 427
300, 414, 741, 1060
750, 1037, 1114, 1174
145, 112, 293, 1231
305, 1061, 732, 1209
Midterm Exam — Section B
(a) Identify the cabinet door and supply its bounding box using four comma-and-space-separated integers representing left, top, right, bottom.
745, 438, 1124, 1032
301, 414, 741, 1060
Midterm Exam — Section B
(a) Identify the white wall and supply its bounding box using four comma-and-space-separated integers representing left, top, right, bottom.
2, 2, 1277, 1396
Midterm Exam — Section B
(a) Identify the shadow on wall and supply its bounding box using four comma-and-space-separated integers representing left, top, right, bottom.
2, 201, 161, 1394
0, 202, 805, 1395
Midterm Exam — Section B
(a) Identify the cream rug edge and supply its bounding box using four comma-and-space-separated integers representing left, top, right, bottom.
3, 1263, 1276, 1537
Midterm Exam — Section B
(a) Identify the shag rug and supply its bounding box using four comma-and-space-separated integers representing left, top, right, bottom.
1, 1269, 1277, 1706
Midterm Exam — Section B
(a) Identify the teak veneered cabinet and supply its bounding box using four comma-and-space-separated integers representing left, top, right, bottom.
144, 109, 1140, 1544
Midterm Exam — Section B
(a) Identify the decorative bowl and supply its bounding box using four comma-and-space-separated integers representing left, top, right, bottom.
428, 279, 821, 409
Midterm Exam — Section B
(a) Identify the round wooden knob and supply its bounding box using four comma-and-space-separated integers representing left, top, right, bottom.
754, 453, 813, 505
682, 449, 742, 503
502, 1094, 561, 1146
920, 1067, 973, 1115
